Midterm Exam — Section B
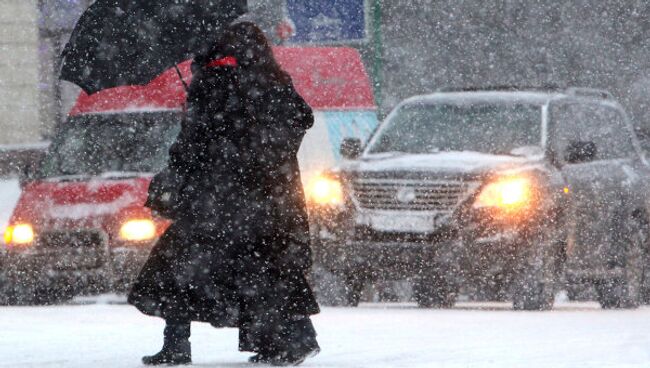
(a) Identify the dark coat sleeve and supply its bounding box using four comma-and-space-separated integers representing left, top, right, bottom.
235, 84, 314, 177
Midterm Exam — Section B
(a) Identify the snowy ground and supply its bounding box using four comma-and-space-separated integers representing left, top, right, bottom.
2, 300, 650, 368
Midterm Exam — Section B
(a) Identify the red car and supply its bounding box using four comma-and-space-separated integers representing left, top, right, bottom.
0, 62, 188, 304
0, 47, 377, 304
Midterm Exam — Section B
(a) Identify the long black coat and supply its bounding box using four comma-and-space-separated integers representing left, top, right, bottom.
128, 63, 319, 326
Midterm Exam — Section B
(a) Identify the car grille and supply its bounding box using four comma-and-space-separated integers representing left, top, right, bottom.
39, 230, 107, 249
351, 179, 479, 212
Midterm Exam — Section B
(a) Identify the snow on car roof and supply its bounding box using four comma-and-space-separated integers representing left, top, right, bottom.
401, 91, 565, 106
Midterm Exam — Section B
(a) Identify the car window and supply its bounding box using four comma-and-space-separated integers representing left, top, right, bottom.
551, 102, 635, 161
38, 112, 182, 178
367, 102, 543, 155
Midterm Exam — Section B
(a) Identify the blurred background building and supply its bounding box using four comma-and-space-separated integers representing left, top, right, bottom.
5, 1, 650, 144
0, 0, 41, 145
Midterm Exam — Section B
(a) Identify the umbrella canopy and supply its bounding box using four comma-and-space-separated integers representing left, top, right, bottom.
60, 0, 247, 95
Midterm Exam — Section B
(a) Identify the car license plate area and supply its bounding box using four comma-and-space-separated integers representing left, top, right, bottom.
51, 249, 106, 270
370, 213, 435, 233
38, 230, 107, 270
39, 230, 105, 249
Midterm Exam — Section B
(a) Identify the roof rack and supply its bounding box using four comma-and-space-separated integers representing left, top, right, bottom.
435, 85, 562, 93
565, 87, 612, 100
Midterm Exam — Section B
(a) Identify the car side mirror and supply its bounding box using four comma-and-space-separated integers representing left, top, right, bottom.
17, 149, 46, 188
340, 138, 363, 160
564, 140, 597, 164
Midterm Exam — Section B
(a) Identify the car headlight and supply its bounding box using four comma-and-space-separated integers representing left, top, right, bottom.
4, 223, 35, 246
119, 219, 156, 242
474, 177, 532, 211
306, 174, 344, 206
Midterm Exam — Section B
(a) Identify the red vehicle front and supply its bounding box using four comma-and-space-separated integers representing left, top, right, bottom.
0, 63, 189, 304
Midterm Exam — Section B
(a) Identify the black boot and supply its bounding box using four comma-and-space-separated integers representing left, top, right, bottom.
248, 351, 275, 364
269, 318, 320, 366
142, 322, 192, 365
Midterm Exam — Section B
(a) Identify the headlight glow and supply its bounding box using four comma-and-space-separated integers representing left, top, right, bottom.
4, 223, 35, 245
306, 174, 344, 206
474, 177, 532, 211
119, 219, 156, 242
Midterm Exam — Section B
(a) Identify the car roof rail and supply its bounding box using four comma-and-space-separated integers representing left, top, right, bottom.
435, 84, 562, 93
565, 87, 613, 100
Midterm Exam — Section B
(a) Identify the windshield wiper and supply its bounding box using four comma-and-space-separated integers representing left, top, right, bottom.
100, 171, 149, 180
367, 151, 408, 158
44, 174, 93, 182
508, 146, 544, 157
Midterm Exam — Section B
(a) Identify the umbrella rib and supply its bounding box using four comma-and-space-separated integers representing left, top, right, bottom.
174, 65, 190, 93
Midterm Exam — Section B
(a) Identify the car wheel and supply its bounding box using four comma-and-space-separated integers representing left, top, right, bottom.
512, 230, 562, 311
596, 216, 647, 309
1, 283, 37, 305
0, 279, 16, 306
413, 272, 457, 308
642, 285, 650, 305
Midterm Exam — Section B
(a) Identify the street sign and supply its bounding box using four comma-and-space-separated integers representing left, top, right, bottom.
285, 0, 368, 43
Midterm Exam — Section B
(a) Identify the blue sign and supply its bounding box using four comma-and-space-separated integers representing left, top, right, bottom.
286, 0, 367, 43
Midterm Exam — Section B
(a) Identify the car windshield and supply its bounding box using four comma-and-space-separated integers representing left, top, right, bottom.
367, 102, 543, 155
37, 112, 181, 179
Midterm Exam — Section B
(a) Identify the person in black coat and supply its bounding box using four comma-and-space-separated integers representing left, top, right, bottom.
128, 21, 320, 366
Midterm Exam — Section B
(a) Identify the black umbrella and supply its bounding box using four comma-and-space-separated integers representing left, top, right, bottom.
60, 0, 247, 94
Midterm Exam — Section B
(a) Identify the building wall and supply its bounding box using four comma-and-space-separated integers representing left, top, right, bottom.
376, 1, 650, 129
0, 0, 40, 145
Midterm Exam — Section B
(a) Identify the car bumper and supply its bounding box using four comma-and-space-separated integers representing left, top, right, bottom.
315, 228, 528, 279
1, 245, 152, 294
317, 237, 449, 278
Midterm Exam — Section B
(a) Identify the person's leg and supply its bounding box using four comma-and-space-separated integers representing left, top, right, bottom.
142, 319, 192, 365
237, 244, 320, 365
239, 298, 283, 361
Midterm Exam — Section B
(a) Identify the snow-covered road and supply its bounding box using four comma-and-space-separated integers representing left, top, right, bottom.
2, 301, 650, 368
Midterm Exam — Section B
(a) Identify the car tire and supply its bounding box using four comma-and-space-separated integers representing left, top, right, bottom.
0, 278, 15, 306
413, 272, 457, 308
0, 283, 36, 305
596, 216, 647, 309
512, 230, 563, 311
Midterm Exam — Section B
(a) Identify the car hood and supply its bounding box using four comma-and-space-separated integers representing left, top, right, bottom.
343, 151, 541, 177
10, 176, 152, 229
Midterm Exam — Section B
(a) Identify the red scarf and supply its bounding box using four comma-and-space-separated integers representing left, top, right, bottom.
206, 56, 238, 68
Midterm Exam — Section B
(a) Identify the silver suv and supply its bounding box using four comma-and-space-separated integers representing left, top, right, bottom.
309, 87, 650, 310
